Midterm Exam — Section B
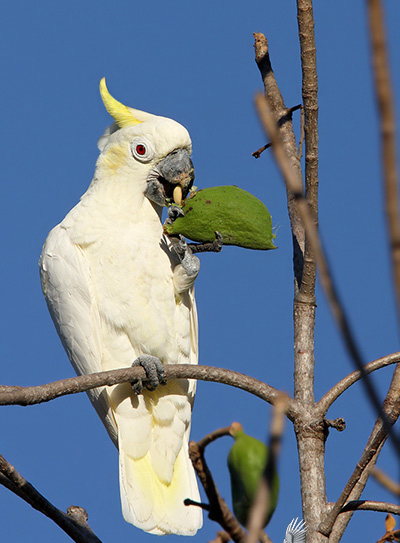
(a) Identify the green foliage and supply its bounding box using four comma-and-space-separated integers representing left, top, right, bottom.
164, 186, 277, 250
227, 423, 280, 528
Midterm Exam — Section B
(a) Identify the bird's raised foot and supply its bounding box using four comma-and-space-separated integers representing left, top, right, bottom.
170, 235, 200, 277
188, 231, 223, 254
131, 355, 167, 394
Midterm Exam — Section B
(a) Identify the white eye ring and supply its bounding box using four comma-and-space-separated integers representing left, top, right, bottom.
131, 138, 154, 163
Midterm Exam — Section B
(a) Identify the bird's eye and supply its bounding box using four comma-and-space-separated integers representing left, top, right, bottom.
136, 144, 146, 155
131, 138, 154, 163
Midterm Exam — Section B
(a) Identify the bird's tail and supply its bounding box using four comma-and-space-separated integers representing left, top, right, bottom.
119, 438, 202, 535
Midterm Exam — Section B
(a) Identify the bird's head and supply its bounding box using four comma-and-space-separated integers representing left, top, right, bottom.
96, 78, 194, 208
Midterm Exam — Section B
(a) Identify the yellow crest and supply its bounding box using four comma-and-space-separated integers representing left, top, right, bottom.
99, 78, 143, 128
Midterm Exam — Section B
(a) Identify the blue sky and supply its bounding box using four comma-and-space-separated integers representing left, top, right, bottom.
1, 1, 400, 542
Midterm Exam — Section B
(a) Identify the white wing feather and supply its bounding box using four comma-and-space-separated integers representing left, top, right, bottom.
283, 518, 307, 543
39, 224, 118, 444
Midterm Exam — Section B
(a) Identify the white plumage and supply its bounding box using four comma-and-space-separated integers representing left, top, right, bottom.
39, 80, 202, 535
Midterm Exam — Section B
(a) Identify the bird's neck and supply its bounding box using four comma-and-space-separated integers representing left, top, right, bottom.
84, 173, 163, 226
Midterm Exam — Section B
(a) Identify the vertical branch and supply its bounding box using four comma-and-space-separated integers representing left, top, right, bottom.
253, 32, 305, 290
254, 26, 327, 541
367, 0, 400, 326
296, 3, 324, 540
296, 0, 319, 300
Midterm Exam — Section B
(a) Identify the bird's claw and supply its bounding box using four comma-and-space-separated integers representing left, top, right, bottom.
188, 231, 223, 254
165, 205, 185, 225
170, 235, 200, 277
131, 355, 167, 394
171, 234, 189, 259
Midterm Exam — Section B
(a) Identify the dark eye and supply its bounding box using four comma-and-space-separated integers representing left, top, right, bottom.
131, 138, 154, 162
136, 144, 146, 156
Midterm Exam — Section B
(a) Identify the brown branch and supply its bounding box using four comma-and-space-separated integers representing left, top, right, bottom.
0, 364, 302, 422
255, 91, 400, 452
320, 365, 400, 540
252, 142, 272, 159
253, 32, 305, 291
367, 0, 400, 326
254, 30, 324, 543
209, 531, 232, 543
340, 500, 400, 516
188, 441, 246, 543
296, 0, 319, 304
0, 454, 102, 543
298, 105, 305, 159
197, 426, 233, 450
371, 467, 400, 497
316, 352, 400, 415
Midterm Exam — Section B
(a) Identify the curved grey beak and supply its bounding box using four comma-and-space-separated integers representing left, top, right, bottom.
145, 148, 195, 207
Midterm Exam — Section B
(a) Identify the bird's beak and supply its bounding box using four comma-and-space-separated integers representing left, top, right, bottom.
145, 148, 195, 207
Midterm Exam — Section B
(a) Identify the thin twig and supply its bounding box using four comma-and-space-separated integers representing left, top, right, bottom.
371, 467, 400, 497
340, 500, 400, 516
252, 105, 302, 159
0, 364, 302, 421
198, 426, 233, 450
252, 142, 272, 159
367, 0, 400, 327
316, 351, 400, 415
0, 454, 102, 543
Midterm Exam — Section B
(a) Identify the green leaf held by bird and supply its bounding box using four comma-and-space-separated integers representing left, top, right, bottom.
164, 186, 277, 250
227, 422, 280, 528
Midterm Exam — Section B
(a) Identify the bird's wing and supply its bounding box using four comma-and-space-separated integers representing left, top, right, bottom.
283, 518, 307, 543
39, 224, 118, 444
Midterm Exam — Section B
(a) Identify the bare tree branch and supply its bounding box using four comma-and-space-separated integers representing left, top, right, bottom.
253, 32, 305, 290
254, 29, 326, 543
367, 0, 400, 326
0, 364, 302, 421
296, 0, 319, 303
197, 426, 233, 450
188, 440, 247, 543
255, 92, 400, 455
0, 454, 102, 543
371, 467, 400, 497
209, 531, 232, 543
320, 365, 400, 540
340, 500, 400, 516
316, 352, 400, 415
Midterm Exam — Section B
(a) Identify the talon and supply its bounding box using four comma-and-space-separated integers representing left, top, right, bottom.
131, 355, 166, 394
214, 231, 223, 251
166, 205, 185, 224
169, 234, 189, 259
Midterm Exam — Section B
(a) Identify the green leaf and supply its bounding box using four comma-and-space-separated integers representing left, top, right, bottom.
164, 186, 277, 250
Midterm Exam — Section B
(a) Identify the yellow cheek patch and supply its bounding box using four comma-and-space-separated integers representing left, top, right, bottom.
101, 143, 129, 172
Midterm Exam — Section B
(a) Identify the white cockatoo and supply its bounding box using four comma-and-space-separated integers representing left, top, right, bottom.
39, 78, 203, 535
